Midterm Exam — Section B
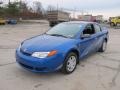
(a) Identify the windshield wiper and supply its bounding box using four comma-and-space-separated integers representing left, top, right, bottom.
47, 34, 68, 38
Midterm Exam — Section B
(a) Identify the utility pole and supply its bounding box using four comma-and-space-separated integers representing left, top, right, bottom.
8, 0, 10, 5
81, 10, 84, 16
57, 3, 58, 11
73, 7, 76, 19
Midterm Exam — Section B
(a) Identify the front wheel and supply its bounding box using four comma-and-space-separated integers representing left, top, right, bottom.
61, 52, 78, 74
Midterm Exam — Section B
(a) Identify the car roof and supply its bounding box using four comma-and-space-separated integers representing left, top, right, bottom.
63, 21, 96, 25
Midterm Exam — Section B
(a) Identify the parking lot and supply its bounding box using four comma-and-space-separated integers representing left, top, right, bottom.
0, 23, 120, 90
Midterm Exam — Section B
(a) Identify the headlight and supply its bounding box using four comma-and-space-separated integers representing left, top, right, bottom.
18, 44, 21, 50
32, 50, 57, 58
18, 42, 24, 50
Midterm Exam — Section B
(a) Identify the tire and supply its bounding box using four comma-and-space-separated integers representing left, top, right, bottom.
49, 23, 54, 27
61, 52, 78, 74
99, 40, 107, 52
110, 22, 116, 26
2, 23, 5, 25
116, 23, 118, 26
49, 22, 57, 27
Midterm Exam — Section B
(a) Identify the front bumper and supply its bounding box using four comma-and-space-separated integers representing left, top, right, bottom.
16, 49, 64, 73
0, 21, 5, 24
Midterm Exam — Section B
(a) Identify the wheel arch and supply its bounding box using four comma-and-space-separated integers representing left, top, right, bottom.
65, 48, 80, 63
105, 38, 108, 42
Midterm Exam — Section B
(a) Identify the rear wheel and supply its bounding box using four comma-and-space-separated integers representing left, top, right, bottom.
99, 40, 107, 52
61, 52, 78, 74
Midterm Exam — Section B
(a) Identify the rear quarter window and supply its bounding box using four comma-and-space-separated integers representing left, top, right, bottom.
94, 24, 101, 33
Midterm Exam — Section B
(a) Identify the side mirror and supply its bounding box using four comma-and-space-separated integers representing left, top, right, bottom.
81, 34, 91, 39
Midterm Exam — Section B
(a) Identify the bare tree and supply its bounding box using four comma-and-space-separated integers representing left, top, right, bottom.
33, 1, 43, 14
19, 1, 28, 13
28, 7, 33, 12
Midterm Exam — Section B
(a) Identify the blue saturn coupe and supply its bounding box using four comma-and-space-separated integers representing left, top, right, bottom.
16, 21, 108, 74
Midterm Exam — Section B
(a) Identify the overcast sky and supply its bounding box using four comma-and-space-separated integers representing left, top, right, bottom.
28, 0, 120, 19
3, 0, 120, 19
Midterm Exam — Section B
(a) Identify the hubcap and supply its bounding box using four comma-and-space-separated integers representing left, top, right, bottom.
103, 41, 107, 51
66, 56, 77, 72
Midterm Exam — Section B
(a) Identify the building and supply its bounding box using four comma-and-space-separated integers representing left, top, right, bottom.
78, 15, 93, 21
78, 14, 103, 22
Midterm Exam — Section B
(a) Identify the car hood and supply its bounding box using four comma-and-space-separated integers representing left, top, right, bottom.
21, 35, 74, 53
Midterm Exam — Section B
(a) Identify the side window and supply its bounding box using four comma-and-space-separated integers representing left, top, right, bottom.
94, 24, 101, 33
83, 24, 95, 35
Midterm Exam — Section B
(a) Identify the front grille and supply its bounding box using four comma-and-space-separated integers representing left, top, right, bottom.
35, 67, 47, 71
19, 62, 33, 70
18, 62, 47, 71
20, 48, 31, 56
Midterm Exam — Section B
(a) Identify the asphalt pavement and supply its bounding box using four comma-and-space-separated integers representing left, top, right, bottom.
0, 23, 120, 90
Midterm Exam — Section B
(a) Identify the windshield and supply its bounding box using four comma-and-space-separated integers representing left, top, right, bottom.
46, 23, 83, 38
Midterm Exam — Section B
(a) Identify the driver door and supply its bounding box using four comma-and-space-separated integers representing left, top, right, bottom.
79, 24, 97, 58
